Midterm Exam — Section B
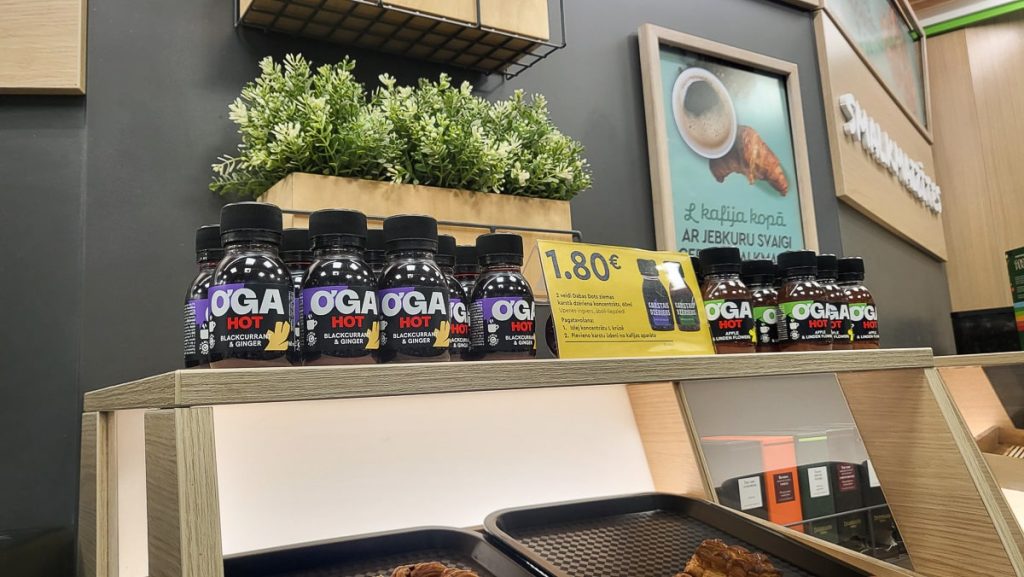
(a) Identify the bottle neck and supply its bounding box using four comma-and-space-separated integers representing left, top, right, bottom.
440, 264, 455, 276
705, 272, 740, 282
284, 260, 311, 273
313, 245, 362, 259
745, 280, 772, 290
197, 260, 218, 272
388, 249, 436, 262
483, 262, 522, 273
783, 273, 817, 283
818, 275, 837, 284
224, 240, 278, 256
838, 277, 864, 286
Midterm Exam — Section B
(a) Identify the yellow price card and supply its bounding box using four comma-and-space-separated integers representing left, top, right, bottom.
537, 240, 714, 359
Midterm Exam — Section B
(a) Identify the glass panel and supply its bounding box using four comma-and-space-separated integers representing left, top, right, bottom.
825, 0, 927, 128
682, 374, 912, 568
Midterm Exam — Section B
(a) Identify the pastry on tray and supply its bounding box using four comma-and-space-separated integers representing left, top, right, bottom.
388, 562, 479, 577
674, 539, 782, 577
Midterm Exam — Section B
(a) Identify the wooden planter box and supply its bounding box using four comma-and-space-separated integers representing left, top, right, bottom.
260, 173, 573, 296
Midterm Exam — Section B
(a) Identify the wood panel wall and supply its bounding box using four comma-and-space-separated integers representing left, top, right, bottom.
0, 0, 87, 94
929, 13, 1024, 311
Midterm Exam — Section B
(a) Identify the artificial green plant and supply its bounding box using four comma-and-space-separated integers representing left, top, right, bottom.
211, 54, 591, 201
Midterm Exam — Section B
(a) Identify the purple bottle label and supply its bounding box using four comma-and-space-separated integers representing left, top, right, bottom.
470, 296, 535, 353
378, 286, 449, 354
210, 282, 291, 355
301, 285, 379, 356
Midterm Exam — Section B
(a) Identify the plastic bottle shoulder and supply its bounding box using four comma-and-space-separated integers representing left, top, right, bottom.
213, 251, 289, 285
471, 269, 533, 300
378, 257, 448, 291
304, 256, 376, 289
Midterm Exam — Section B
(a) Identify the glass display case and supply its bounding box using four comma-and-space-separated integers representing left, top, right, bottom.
682, 374, 909, 566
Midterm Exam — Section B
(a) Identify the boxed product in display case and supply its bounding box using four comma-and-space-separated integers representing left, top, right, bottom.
795, 434, 839, 543
1007, 246, 1024, 350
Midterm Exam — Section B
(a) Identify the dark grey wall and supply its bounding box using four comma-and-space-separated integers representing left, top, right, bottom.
0, 0, 947, 573
838, 204, 956, 354
494, 0, 843, 254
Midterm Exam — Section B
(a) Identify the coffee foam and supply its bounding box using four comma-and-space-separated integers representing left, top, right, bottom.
681, 78, 733, 151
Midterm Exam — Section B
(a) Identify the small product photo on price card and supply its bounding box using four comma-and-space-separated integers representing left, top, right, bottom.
538, 239, 714, 359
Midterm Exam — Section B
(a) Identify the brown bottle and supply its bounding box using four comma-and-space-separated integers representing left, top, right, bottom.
817, 255, 851, 350
741, 259, 779, 353
699, 247, 754, 354
776, 250, 831, 352
838, 257, 879, 349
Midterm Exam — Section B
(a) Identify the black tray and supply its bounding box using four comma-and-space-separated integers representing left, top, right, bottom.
224, 527, 541, 577
484, 493, 871, 577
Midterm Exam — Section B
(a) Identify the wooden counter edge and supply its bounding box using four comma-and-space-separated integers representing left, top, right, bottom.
935, 352, 1024, 368
83, 348, 933, 412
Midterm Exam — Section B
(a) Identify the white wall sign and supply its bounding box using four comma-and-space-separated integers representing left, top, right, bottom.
839, 93, 942, 214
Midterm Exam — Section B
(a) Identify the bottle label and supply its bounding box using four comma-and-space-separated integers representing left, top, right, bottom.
301, 285, 380, 356
704, 299, 754, 343
448, 297, 471, 353
827, 303, 851, 342
210, 283, 292, 356
777, 300, 830, 343
184, 298, 211, 362
641, 277, 674, 331
378, 287, 449, 354
849, 302, 880, 342
752, 305, 778, 345
672, 295, 701, 332
471, 296, 536, 353
290, 272, 304, 359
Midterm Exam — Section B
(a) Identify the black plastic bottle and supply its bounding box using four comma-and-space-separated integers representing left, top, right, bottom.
663, 260, 701, 331
184, 225, 223, 368
637, 259, 674, 331
455, 245, 479, 295
365, 228, 386, 278
741, 259, 779, 353
377, 215, 451, 363
209, 202, 292, 368
281, 228, 311, 365
469, 233, 536, 360
301, 209, 378, 365
436, 235, 471, 359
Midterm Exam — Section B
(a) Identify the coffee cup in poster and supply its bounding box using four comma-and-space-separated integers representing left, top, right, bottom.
672, 67, 737, 159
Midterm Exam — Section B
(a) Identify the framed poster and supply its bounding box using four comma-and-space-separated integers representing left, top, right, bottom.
823, 0, 929, 135
638, 24, 817, 259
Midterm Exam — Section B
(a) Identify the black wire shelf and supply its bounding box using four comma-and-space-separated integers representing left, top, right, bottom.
236, 0, 566, 79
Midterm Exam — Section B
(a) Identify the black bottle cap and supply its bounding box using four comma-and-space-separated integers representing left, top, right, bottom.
365, 228, 385, 266
741, 259, 775, 286
309, 209, 367, 249
280, 228, 311, 262
383, 215, 438, 252
637, 258, 659, 277
455, 245, 478, 275
777, 250, 818, 278
281, 228, 309, 252
220, 202, 282, 245
195, 225, 223, 261
690, 256, 702, 281
816, 254, 839, 281
699, 247, 742, 274
838, 256, 866, 282
436, 235, 457, 267
477, 233, 523, 266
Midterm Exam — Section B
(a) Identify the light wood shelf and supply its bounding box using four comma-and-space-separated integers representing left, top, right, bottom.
81, 348, 1024, 577
84, 348, 933, 412
935, 352, 1024, 368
